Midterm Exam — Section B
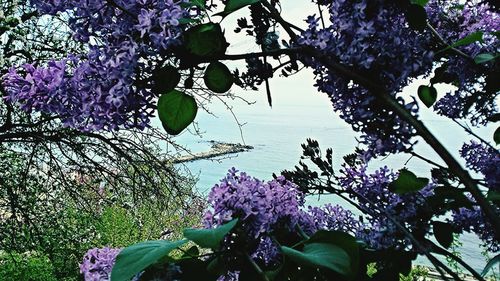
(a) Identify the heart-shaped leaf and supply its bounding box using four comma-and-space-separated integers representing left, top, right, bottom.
184, 23, 228, 58
111, 239, 187, 281
183, 219, 238, 249
282, 242, 352, 278
495, 127, 500, 145
432, 221, 454, 249
204, 62, 234, 93
217, 0, 262, 17
389, 169, 429, 194
418, 85, 438, 107
152, 66, 181, 95
157, 90, 198, 135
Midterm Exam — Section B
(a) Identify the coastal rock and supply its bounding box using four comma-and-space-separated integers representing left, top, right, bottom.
173, 141, 253, 163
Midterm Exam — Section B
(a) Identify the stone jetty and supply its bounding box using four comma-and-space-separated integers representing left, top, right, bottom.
173, 141, 253, 163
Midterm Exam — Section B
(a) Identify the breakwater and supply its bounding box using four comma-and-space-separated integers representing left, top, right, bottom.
173, 141, 254, 163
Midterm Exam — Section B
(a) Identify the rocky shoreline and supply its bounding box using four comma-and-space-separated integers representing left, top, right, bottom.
173, 141, 254, 164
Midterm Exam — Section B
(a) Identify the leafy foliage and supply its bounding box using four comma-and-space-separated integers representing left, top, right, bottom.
0, 252, 57, 281
157, 90, 198, 135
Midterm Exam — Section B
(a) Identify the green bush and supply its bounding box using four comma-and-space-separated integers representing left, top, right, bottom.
367, 263, 429, 280
0, 252, 57, 281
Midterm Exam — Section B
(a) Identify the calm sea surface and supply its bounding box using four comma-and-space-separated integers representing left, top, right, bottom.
162, 71, 496, 272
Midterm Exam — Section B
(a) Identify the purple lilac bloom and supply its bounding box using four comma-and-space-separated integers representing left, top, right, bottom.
203, 168, 305, 239
298, 0, 435, 159
460, 141, 500, 189
452, 205, 498, 252
298, 204, 364, 237
428, 1, 500, 125
80, 247, 121, 281
451, 141, 500, 251
338, 163, 435, 250
3, 0, 194, 131
203, 169, 304, 267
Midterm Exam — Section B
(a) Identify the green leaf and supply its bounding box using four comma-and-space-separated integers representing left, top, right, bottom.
180, 0, 205, 9
111, 239, 187, 281
177, 258, 220, 280
204, 62, 234, 93
306, 230, 359, 280
178, 18, 201, 25
217, 0, 262, 17
418, 85, 438, 107
495, 127, 500, 145
152, 66, 181, 95
450, 32, 484, 48
184, 23, 228, 58
405, 4, 427, 31
206, 256, 226, 275
474, 53, 496, 64
281, 243, 352, 278
482, 254, 500, 277
183, 219, 238, 249
157, 90, 198, 135
411, 0, 430, 7
190, 0, 205, 8
487, 190, 500, 204
432, 221, 454, 249
389, 169, 429, 194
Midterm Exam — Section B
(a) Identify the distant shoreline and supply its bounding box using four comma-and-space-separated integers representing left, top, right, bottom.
173, 141, 254, 163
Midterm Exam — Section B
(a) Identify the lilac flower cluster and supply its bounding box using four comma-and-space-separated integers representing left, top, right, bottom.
452, 205, 498, 252
460, 141, 500, 189
80, 247, 121, 281
451, 141, 500, 251
203, 168, 304, 240
339, 164, 435, 250
429, 1, 499, 125
3, 0, 194, 131
298, 0, 435, 158
298, 204, 363, 237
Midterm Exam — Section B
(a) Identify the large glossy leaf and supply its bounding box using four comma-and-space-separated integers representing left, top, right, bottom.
157, 90, 198, 135
389, 169, 429, 194
183, 219, 238, 249
111, 239, 187, 281
204, 62, 234, 93
282, 243, 352, 278
184, 23, 228, 58
432, 221, 454, 249
152, 66, 180, 95
217, 0, 262, 17
418, 85, 437, 107
306, 230, 359, 280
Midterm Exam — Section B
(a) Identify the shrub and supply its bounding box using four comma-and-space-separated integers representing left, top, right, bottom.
0, 251, 57, 281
